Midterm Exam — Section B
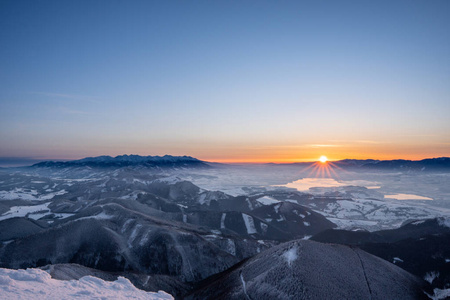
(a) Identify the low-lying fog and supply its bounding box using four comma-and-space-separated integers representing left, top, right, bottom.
176, 163, 450, 210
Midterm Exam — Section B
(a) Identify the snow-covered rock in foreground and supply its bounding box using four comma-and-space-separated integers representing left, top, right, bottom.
0, 268, 173, 300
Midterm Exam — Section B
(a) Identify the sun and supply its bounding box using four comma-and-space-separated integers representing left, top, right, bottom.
319, 155, 328, 163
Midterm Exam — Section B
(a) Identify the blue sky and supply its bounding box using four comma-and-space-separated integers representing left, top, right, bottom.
1, 0, 449, 162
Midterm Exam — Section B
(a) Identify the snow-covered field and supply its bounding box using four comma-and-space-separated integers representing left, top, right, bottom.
0, 203, 50, 221
0, 188, 67, 201
0, 202, 75, 222
0, 268, 173, 300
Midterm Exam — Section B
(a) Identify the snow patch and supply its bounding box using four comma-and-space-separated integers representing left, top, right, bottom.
74, 212, 113, 222
155, 176, 181, 184
132, 178, 149, 185
226, 239, 236, 256
28, 212, 74, 221
283, 246, 298, 267
256, 196, 280, 205
128, 224, 142, 248
197, 193, 207, 205
239, 273, 250, 300
260, 222, 268, 233
276, 215, 285, 222
438, 218, 450, 228
393, 257, 403, 264
427, 288, 450, 300
424, 271, 440, 284
274, 204, 281, 214
411, 220, 426, 225
121, 219, 134, 234
245, 198, 253, 210
139, 230, 151, 246
220, 213, 226, 229
242, 213, 257, 234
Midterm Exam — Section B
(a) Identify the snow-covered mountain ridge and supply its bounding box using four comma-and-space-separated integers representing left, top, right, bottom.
31, 154, 210, 169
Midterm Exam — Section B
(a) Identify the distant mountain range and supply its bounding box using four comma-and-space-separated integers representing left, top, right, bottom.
2, 155, 448, 171
31, 155, 210, 169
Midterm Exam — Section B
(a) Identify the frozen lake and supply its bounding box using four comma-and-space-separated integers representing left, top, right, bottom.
384, 193, 433, 201
282, 177, 380, 192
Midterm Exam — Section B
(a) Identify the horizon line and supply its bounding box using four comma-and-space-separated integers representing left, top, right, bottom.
0, 155, 448, 167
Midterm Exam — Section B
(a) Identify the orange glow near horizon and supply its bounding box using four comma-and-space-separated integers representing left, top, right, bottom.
201, 148, 449, 164
194, 139, 450, 164
204, 153, 448, 164
47, 142, 449, 164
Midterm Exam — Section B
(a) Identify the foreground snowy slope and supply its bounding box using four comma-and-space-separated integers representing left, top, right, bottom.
0, 267, 173, 299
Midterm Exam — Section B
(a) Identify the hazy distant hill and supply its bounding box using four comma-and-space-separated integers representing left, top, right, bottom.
334, 157, 450, 172
281, 157, 450, 172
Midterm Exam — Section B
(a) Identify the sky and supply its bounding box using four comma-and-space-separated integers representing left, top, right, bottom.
0, 0, 449, 163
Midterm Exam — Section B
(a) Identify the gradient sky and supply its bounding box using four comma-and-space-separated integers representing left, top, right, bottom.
1, 0, 449, 163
